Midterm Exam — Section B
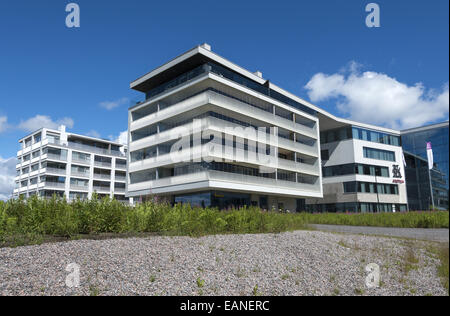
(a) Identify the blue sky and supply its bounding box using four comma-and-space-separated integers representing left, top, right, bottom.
0, 0, 449, 197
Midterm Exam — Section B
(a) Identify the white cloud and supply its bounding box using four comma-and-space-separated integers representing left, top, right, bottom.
0, 156, 17, 201
86, 130, 101, 138
99, 98, 129, 110
305, 62, 450, 130
18, 115, 74, 132
0, 116, 8, 133
109, 130, 128, 145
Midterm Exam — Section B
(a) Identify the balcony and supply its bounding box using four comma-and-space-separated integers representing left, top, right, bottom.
94, 161, 112, 168
45, 167, 67, 175
72, 157, 91, 165
68, 142, 125, 157
115, 163, 127, 170
93, 186, 111, 192
70, 184, 89, 191
47, 153, 67, 162
71, 171, 90, 178
128, 170, 321, 197
47, 138, 125, 158
45, 181, 66, 189
94, 173, 111, 180
115, 176, 126, 182
114, 187, 126, 193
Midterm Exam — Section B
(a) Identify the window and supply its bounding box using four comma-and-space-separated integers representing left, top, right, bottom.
344, 181, 398, 195
363, 147, 395, 162
321, 150, 329, 160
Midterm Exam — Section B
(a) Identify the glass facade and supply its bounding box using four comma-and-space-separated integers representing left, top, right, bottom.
320, 126, 401, 146
307, 202, 407, 213
142, 62, 317, 117
323, 163, 389, 178
402, 123, 449, 210
363, 147, 396, 162
174, 191, 251, 209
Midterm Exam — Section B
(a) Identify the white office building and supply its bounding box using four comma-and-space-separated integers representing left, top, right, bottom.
126, 44, 408, 212
13, 126, 128, 202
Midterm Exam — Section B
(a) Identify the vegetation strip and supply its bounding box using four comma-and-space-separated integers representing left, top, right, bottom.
0, 196, 448, 248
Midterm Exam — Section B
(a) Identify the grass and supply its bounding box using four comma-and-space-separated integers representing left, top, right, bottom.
196, 277, 205, 288
437, 244, 449, 294
0, 195, 448, 248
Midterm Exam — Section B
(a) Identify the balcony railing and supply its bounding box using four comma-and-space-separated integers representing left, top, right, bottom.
45, 181, 66, 189
114, 176, 126, 182
115, 164, 127, 170
47, 138, 125, 158
70, 184, 89, 191
45, 167, 67, 175
94, 173, 111, 180
114, 188, 125, 193
47, 153, 67, 161
94, 161, 112, 168
93, 186, 111, 192
72, 157, 91, 164
71, 171, 90, 177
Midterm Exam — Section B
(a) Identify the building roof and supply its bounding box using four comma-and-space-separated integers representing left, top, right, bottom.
130, 43, 404, 135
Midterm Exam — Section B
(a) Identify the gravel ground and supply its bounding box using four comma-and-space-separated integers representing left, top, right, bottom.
0, 230, 447, 296
310, 225, 450, 242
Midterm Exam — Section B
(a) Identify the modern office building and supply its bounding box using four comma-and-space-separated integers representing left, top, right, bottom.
126, 44, 408, 212
307, 124, 407, 213
402, 122, 449, 210
13, 125, 129, 202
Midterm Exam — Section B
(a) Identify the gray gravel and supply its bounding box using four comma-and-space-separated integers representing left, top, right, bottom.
310, 225, 449, 242
0, 230, 448, 296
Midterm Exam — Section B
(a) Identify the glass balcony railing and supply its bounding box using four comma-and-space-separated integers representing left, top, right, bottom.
45, 167, 67, 175
94, 161, 112, 168
45, 181, 66, 188
94, 173, 111, 180
46, 138, 125, 157
93, 186, 111, 192
46, 153, 68, 161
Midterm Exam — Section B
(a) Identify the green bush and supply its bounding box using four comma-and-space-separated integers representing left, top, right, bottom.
0, 195, 448, 247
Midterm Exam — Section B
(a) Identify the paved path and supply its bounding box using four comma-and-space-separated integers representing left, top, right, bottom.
309, 224, 449, 242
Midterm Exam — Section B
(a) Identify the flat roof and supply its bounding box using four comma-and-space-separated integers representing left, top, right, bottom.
18, 126, 126, 147
130, 44, 402, 135
401, 121, 449, 134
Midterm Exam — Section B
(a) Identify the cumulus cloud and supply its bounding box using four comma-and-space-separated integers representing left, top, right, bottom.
305, 62, 449, 130
109, 130, 128, 145
86, 130, 101, 138
18, 115, 74, 132
0, 156, 17, 201
99, 98, 129, 110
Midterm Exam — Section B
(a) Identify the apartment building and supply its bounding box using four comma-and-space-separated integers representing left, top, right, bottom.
125, 44, 410, 212
127, 44, 323, 210
13, 125, 128, 202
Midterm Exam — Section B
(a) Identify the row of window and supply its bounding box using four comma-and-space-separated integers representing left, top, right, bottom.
142, 62, 317, 118
306, 202, 407, 213
320, 126, 401, 147
322, 163, 390, 178
18, 176, 124, 188
129, 162, 318, 185
343, 181, 399, 195
363, 147, 396, 162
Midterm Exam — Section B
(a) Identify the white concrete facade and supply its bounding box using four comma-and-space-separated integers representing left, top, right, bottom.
126, 44, 407, 212
127, 44, 322, 210
13, 126, 128, 202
